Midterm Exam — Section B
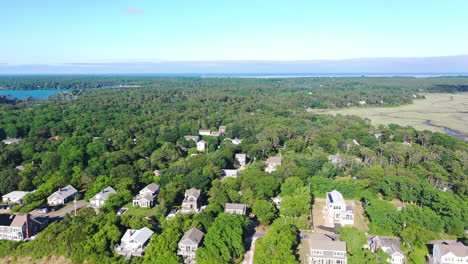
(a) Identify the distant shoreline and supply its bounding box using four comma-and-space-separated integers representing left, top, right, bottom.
1, 73, 467, 78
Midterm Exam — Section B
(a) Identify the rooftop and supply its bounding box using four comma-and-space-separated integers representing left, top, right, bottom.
185, 188, 201, 199
50, 185, 78, 199
180, 227, 204, 245
327, 190, 345, 204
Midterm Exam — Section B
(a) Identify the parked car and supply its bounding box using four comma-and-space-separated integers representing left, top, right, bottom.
6, 205, 15, 210
117, 208, 127, 215
37, 208, 49, 214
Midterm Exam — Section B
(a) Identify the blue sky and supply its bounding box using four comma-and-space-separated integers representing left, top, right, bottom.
2, 0, 468, 64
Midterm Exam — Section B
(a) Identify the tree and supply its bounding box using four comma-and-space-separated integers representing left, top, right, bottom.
254, 221, 299, 264
252, 200, 278, 225
281, 177, 304, 196
196, 213, 249, 264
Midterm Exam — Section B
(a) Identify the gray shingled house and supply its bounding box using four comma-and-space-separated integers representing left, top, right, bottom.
224, 203, 247, 215
47, 185, 78, 206
133, 183, 160, 208
181, 188, 201, 214
178, 227, 204, 263
309, 233, 348, 264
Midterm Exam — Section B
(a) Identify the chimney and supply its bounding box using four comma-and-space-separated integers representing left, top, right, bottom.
25, 214, 32, 238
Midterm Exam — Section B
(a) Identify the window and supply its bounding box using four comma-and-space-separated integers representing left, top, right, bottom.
312, 250, 323, 255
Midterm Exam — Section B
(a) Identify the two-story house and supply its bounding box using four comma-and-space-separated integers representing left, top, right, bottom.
0, 214, 30, 241
370, 236, 405, 264
310, 234, 348, 264
325, 190, 354, 226
133, 183, 160, 208
47, 185, 78, 206
181, 188, 201, 214
432, 242, 468, 264
197, 140, 207, 151
115, 227, 154, 259
224, 203, 247, 215
235, 154, 247, 167
90, 186, 117, 208
178, 227, 204, 263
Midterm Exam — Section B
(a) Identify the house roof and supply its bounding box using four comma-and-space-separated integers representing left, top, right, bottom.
198, 140, 207, 144
143, 183, 160, 193
180, 227, 204, 246
50, 185, 78, 199
122, 227, 154, 245
15, 165, 25, 172
93, 186, 117, 200
184, 135, 199, 141
436, 243, 468, 257
235, 153, 247, 159
327, 190, 345, 204
225, 203, 247, 211
309, 233, 347, 251
185, 188, 201, 199
199, 130, 211, 133
0, 214, 27, 227
371, 236, 404, 256
266, 156, 282, 165
2, 191, 31, 199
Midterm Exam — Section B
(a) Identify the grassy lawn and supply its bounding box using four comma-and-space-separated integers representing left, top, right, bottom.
407, 246, 429, 264
318, 93, 468, 139
122, 202, 160, 217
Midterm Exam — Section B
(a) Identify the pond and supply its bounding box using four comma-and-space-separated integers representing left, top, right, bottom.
0, 89, 69, 100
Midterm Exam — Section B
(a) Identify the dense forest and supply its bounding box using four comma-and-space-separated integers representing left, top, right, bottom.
0, 76, 467, 264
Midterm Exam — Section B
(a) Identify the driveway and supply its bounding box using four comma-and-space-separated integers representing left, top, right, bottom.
241, 231, 266, 264
29, 200, 89, 218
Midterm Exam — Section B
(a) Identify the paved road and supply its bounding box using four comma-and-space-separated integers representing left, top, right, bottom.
29, 200, 89, 218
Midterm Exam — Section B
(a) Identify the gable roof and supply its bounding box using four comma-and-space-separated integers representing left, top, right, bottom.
0, 214, 27, 227
180, 227, 204, 246
372, 236, 404, 256
50, 185, 78, 199
225, 203, 247, 211
266, 156, 281, 165
185, 188, 201, 199
198, 140, 207, 144
309, 233, 347, 251
327, 190, 345, 204
437, 243, 468, 257
143, 183, 159, 193
122, 227, 154, 245
93, 186, 116, 200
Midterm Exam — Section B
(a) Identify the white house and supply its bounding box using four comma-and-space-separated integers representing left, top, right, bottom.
2, 191, 34, 204
0, 214, 30, 241
310, 234, 348, 264
235, 154, 247, 167
133, 183, 160, 208
432, 242, 468, 264
221, 169, 238, 180
47, 185, 78, 206
115, 227, 154, 259
197, 140, 207, 151
325, 190, 354, 225
225, 203, 247, 215
178, 227, 204, 263
90, 186, 117, 208
1, 138, 21, 145
370, 236, 405, 264
199, 130, 211, 136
